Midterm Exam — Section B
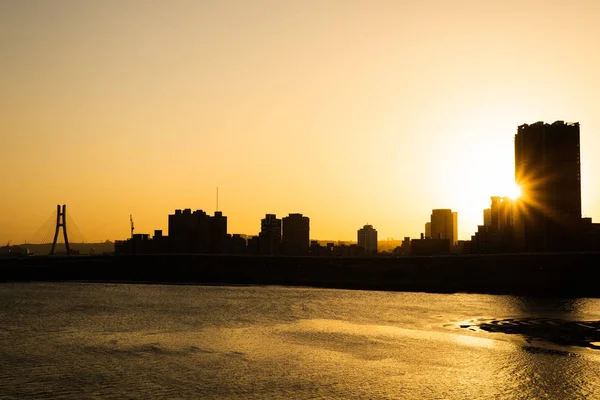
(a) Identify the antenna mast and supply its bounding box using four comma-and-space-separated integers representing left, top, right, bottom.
216, 186, 219, 212
130, 214, 134, 238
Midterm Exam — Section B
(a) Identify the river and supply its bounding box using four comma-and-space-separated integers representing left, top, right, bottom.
1, 283, 599, 399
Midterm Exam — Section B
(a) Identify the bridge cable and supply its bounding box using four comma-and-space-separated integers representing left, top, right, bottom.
66, 212, 87, 243
28, 211, 57, 245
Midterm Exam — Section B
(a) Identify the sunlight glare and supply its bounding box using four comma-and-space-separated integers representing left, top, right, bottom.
507, 183, 521, 200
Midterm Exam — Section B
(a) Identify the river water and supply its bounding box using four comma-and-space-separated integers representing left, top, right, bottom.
1, 282, 599, 399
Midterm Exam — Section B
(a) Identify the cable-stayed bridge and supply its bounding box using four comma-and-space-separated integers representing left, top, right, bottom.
23, 204, 104, 255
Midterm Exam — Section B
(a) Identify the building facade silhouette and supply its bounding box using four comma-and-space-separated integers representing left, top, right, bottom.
168, 209, 210, 253
167, 209, 228, 254
425, 222, 431, 239
357, 224, 378, 254
282, 213, 310, 255
471, 196, 520, 254
515, 121, 581, 251
209, 211, 228, 254
430, 209, 457, 246
259, 214, 282, 255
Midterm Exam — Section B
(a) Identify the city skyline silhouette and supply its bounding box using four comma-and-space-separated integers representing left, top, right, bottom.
2, 1, 600, 245
7, 119, 599, 256
3, 3, 600, 399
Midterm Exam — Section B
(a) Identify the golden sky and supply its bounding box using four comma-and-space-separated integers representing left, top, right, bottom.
2, 0, 600, 244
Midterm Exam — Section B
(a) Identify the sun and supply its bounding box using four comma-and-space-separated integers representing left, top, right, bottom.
506, 182, 521, 200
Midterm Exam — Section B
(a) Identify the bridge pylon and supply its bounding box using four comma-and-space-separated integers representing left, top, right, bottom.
50, 204, 71, 255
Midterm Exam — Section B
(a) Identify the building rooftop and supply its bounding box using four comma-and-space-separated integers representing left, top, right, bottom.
518, 120, 579, 129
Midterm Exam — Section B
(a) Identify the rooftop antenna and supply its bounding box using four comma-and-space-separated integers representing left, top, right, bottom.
130, 214, 134, 239
216, 186, 219, 212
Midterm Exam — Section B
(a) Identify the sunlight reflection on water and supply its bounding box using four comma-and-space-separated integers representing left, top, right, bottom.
0, 283, 599, 399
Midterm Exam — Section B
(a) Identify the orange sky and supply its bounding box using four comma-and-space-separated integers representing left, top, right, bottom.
2, 0, 600, 244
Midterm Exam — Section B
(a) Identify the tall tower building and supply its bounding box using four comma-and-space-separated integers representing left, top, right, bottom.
430, 209, 457, 246
209, 211, 228, 254
259, 214, 282, 255
282, 213, 310, 255
357, 224, 378, 254
514, 121, 581, 251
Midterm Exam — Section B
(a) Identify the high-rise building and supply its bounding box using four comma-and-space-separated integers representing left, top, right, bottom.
259, 214, 282, 255
282, 213, 310, 255
490, 196, 517, 233
209, 211, 228, 254
430, 209, 457, 246
514, 121, 581, 251
357, 224, 378, 254
483, 208, 491, 227
168, 209, 210, 253
425, 222, 431, 239
471, 196, 522, 254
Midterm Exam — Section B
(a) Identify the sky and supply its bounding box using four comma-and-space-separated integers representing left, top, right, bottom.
2, 0, 600, 244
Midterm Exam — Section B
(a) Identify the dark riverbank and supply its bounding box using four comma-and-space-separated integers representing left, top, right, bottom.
1, 253, 600, 298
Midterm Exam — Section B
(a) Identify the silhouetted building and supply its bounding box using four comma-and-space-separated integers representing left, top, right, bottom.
309, 241, 347, 256
152, 230, 170, 253
401, 237, 411, 255
114, 230, 170, 255
168, 209, 210, 253
410, 237, 451, 255
230, 234, 247, 254
425, 222, 431, 239
322, 242, 336, 257
515, 121, 581, 251
471, 196, 520, 253
167, 208, 228, 254
310, 240, 323, 255
430, 209, 457, 246
247, 235, 260, 255
483, 208, 491, 227
456, 240, 472, 254
115, 233, 152, 255
259, 214, 282, 255
491, 196, 517, 232
332, 243, 365, 257
581, 217, 600, 251
282, 213, 310, 255
209, 211, 228, 254
357, 224, 378, 254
